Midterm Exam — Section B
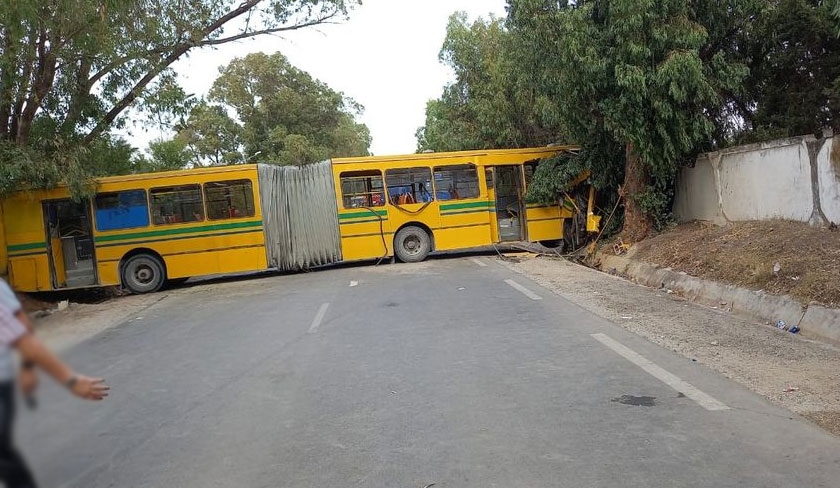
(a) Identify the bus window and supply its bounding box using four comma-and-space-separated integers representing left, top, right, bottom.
94, 190, 150, 231
150, 185, 204, 225
385, 167, 434, 204
524, 160, 539, 186
433, 164, 479, 200
340, 171, 385, 208
204, 180, 256, 220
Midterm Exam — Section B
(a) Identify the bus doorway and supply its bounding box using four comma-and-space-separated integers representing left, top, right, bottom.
43, 200, 97, 288
494, 165, 526, 242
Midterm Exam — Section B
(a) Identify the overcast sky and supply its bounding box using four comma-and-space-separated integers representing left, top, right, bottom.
127, 0, 508, 156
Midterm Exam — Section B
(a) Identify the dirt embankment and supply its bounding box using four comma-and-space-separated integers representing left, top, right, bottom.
630, 220, 840, 308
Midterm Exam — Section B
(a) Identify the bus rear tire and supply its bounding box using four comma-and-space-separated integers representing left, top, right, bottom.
122, 254, 166, 294
394, 226, 431, 263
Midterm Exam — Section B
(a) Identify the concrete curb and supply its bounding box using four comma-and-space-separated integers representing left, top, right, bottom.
800, 305, 840, 343
596, 251, 839, 345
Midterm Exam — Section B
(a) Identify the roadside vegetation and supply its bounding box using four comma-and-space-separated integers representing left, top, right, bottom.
0, 0, 367, 197
418, 0, 840, 238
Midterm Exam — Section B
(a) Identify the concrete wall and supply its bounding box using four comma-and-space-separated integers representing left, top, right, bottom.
674, 135, 838, 225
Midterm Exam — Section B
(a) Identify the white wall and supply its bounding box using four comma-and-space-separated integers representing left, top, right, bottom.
818, 138, 840, 223
674, 135, 838, 225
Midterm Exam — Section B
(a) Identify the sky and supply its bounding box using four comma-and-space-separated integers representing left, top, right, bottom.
126, 0, 508, 157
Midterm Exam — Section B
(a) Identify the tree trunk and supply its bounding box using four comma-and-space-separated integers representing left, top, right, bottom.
620, 142, 653, 242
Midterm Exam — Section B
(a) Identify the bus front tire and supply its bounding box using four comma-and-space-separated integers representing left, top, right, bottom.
394, 226, 431, 263
122, 254, 166, 294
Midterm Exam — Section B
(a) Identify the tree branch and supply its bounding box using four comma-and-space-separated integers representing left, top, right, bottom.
84, 0, 343, 144
196, 12, 341, 47
17, 23, 57, 145
59, 56, 92, 135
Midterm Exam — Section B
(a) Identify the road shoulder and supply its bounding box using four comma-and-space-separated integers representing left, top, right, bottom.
502, 254, 840, 436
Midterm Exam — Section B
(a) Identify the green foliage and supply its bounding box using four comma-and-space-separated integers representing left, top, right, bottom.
84, 137, 137, 177
0, 142, 59, 196
423, 1, 839, 233
208, 52, 371, 165
0, 0, 359, 193
175, 102, 243, 167
634, 185, 676, 231
145, 137, 192, 172
834, 0, 840, 33
525, 152, 587, 204
416, 12, 564, 153
740, 0, 840, 139
503, 0, 768, 233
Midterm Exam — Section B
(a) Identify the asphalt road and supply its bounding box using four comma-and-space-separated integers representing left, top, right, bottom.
17, 256, 840, 487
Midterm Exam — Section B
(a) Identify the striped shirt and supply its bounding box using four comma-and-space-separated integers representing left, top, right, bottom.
0, 305, 26, 346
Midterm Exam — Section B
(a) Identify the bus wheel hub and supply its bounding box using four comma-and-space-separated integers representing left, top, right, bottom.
136, 267, 153, 282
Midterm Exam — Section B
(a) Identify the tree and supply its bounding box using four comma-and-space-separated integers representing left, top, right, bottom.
145, 137, 192, 172
84, 136, 137, 177
506, 0, 763, 239
740, 0, 840, 139
176, 102, 243, 167
0, 0, 359, 191
416, 12, 561, 153
208, 52, 371, 165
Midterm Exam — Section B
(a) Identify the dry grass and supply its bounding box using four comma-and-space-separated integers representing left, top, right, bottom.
631, 220, 840, 308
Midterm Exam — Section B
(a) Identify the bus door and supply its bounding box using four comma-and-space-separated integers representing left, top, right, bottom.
493, 165, 527, 242
43, 199, 97, 288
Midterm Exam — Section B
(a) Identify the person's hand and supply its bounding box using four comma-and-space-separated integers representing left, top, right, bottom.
18, 367, 39, 397
68, 375, 110, 400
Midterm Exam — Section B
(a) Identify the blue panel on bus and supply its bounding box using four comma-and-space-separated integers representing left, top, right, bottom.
95, 190, 150, 231
95, 206, 150, 231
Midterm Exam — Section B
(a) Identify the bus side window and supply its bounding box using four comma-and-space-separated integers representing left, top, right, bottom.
385, 167, 434, 204
340, 171, 385, 208
204, 180, 256, 220
433, 164, 479, 200
150, 185, 204, 225
94, 190, 150, 231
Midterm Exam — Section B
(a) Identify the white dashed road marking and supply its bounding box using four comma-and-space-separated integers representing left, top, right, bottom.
470, 258, 488, 267
505, 279, 542, 301
591, 333, 729, 411
308, 303, 330, 334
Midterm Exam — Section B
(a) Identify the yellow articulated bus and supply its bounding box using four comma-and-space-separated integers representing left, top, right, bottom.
0, 146, 599, 294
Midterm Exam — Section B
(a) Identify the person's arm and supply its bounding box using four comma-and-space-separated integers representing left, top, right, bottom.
13, 334, 109, 400
8, 294, 40, 397
0, 305, 108, 400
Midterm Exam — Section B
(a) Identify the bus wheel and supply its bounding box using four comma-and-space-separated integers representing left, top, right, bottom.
394, 226, 431, 263
122, 254, 166, 294
539, 240, 563, 249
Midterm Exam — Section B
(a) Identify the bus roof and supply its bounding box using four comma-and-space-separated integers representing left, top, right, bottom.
86, 164, 260, 186
6, 146, 579, 194
331, 145, 579, 165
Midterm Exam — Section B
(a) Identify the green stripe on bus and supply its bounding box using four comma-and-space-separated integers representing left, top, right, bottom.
97, 228, 265, 249
439, 201, 493, 211
7, 242, 46, 252
339, 218, 388, 225
339, 210, 388, 220
94, 220, 263, 244
440, 209, 494, 216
